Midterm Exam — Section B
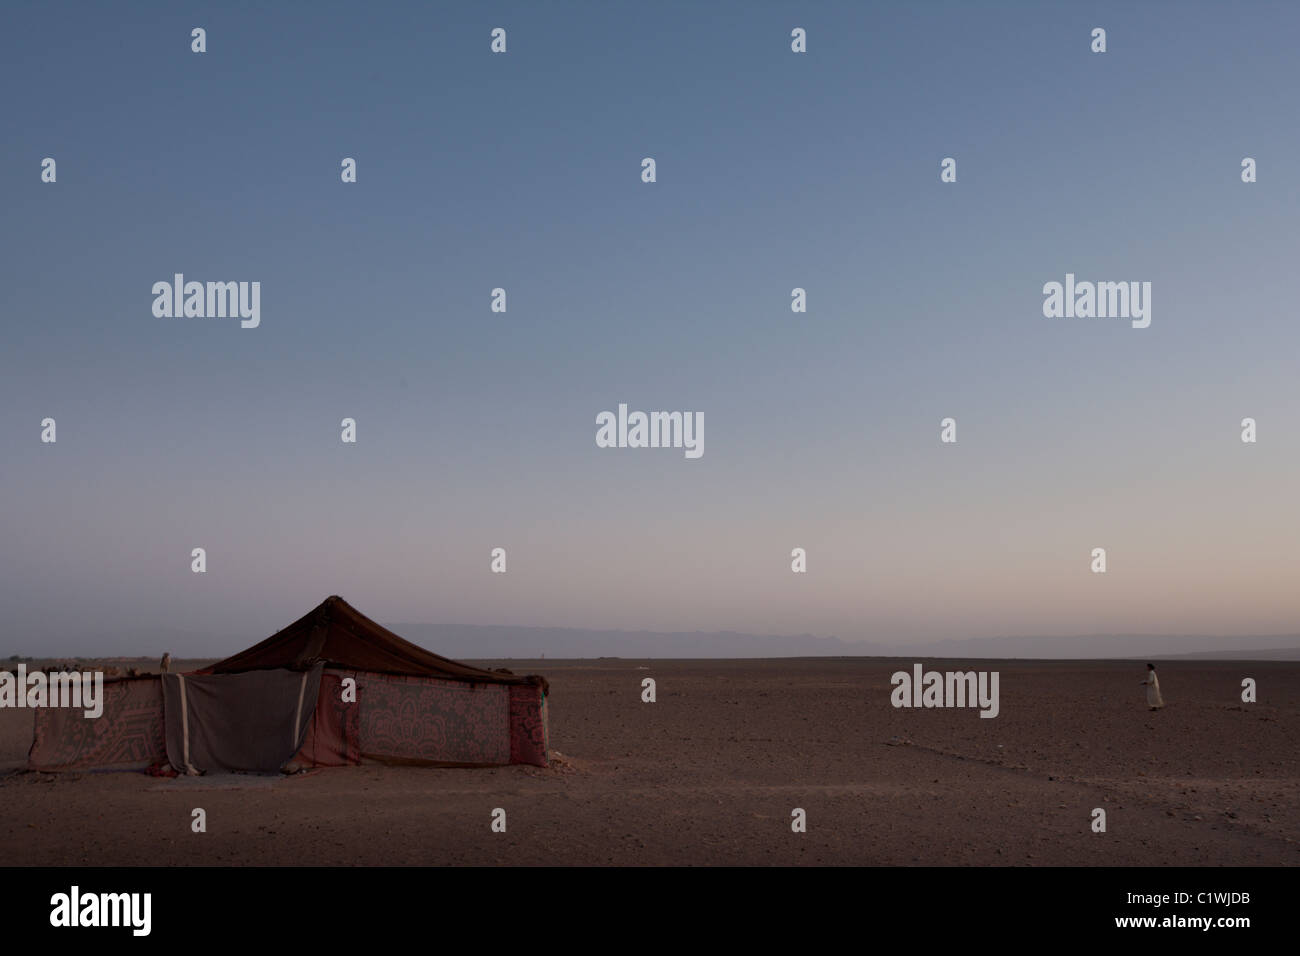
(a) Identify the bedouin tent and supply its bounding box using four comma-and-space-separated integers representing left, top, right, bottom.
28, 596, 549, 773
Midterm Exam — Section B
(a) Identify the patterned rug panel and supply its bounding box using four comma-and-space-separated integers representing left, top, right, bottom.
357, 673, 511, 765
28, 678, 166, 772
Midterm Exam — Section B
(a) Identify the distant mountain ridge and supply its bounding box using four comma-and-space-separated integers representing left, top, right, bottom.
898, 632, 1300, 661
10, 623, 1300, 661
388, 624, 1300, 661
387, 623, 848, 659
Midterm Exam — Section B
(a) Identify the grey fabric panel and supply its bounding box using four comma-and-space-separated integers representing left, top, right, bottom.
162, 665, 322, 773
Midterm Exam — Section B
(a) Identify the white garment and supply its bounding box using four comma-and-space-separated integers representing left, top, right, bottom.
1144, 672, 1164, 709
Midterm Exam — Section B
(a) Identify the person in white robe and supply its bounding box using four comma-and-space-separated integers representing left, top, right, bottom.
1140, 663, 1164, 710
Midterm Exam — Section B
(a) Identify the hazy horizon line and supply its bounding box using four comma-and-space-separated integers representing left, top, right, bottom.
8, 620, 1300, 661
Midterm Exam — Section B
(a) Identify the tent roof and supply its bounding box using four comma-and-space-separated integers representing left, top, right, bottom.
204, 596, 545, 690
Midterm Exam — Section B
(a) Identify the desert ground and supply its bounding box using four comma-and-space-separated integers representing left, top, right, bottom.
1, 658, 1296, 866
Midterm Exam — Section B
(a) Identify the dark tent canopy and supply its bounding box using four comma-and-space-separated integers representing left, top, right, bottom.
203, 595, 546, 691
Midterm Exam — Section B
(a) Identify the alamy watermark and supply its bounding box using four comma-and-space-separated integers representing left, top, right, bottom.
152, 274, 260, 328
596, 403, 703, 459
49, 886, 150, 936
891, 663, 1000, 718
1042, 273, 1151, 329
0, 665, 103, 718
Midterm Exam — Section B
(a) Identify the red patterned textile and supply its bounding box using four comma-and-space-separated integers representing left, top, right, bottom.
28, 677, 166, 772
509, 684, 549, 767
287, 670, 360, 769
356, 673, 512, 766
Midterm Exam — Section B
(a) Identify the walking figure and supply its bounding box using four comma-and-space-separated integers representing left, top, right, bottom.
1141, 663, 1164, 711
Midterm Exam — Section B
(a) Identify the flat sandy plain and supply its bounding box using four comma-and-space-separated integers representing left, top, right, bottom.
1, 659, 1296, 866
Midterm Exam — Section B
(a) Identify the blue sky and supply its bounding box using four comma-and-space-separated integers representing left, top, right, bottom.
3, 1, 1298, 654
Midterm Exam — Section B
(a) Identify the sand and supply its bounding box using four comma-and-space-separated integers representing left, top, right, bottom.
1, 658, 1295, 866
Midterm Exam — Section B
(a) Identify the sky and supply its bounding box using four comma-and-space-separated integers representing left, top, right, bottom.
3, 1, 1299, 656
